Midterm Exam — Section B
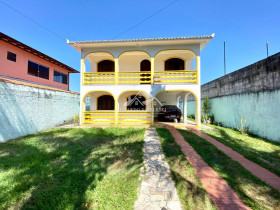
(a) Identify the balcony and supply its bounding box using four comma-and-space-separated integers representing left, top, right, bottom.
82, 49, 199, 85
83, 70, 197, 85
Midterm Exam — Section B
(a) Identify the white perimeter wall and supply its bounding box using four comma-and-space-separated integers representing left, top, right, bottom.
0, 81, 80, 142
187, 90, 280, 142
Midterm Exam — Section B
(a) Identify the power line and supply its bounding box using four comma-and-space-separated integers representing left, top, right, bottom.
0, 0, 66, 41
112, 0, 179, 39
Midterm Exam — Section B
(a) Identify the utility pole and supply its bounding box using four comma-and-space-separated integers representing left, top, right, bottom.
224, 41, 226, 75
266, 41, 269, 58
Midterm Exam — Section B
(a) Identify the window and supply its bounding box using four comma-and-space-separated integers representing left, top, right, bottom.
7, 51, 16, 62
165, 58, 185, 70
97, 60, 115, 72
28, 61, 49, 79
54, 71, 68, 84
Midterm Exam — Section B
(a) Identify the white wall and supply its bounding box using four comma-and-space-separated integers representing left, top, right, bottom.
0, 81, 80, 142
187, 90, 280, 142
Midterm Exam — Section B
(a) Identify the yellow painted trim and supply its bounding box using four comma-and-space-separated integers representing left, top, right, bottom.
83, 51, 115, 60
117, 50, 151, 59
81, 90, 116, 117
117, 90, 151, 112
154, 49, 198, 58
151, 57, 155, 85
196, 55, 200, 84
115, 58, 119, 85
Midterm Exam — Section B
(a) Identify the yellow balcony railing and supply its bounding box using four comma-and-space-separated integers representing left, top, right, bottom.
154, 70, 197, 84
84, 72, 115, 85
118, 72, 151, 84
82, 111, 151, 126
83, 70, 197, 85
83, 111, 115, 125
118, 111, 151, 125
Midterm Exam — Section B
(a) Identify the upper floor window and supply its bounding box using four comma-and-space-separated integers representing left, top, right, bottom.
165, 58, 185, 71
54, 70, 68, 84
97, 60, 115, 72
28, 60, 49, 80
7, 51, 16, 62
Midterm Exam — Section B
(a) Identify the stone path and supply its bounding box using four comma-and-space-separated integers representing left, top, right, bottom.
134, 128, 182, 210
187, 125, 280, 192
167, 126, 250, 210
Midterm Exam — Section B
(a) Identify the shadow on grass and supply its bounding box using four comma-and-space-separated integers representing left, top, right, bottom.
156, 128, 215, 210
0, 127, 144, 209
179, 129, 280, 210
204, 127, 280, 176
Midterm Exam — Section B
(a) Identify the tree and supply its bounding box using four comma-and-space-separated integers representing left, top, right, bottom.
202, 96, 211, 123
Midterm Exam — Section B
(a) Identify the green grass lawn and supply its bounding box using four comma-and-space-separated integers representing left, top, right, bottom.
0, 127, 145, 210
179, 129, 280, 210
156, 128, 216, 210
203, 125, 280, 176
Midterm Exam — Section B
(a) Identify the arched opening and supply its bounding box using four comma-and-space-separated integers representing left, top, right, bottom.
153, 90, 200, 127
165, 58, 185, 71
140, 59, 151, 71
127, 95, 146, 110
97, 60, 115, 72
140, 59, 151, 84
97, 95, 115, 110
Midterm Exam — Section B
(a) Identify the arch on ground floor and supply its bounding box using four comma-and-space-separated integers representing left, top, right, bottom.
152, 89, 200, 126
81, 90, 116, 112
117, 90, 151, 112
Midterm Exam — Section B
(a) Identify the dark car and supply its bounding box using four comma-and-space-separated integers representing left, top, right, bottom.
158, 105, 182, 122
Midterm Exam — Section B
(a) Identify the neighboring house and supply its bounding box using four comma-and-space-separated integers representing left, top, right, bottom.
0, 32, 79, 90
68, 35, 214, 127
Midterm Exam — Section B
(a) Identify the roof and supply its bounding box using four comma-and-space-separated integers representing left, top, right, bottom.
0, 76, 79, 95
68, 34, 215, 52
68, 34, 214, 44
0, 32, 79, 73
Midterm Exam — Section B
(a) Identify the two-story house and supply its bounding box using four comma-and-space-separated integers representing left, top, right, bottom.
0, 32, 79, 90
68, 35, 214, 127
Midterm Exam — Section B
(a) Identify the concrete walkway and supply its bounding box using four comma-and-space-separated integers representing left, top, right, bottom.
134, 128, 182, 210
187, 125, 280, 192
167, 126, 250, 210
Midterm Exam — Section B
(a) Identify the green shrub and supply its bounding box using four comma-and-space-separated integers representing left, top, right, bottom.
73, 114, 79, 123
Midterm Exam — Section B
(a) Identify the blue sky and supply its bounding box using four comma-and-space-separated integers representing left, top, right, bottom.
1, 0, 279, 92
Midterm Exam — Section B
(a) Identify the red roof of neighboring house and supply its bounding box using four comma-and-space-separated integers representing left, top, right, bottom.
0, 76, 79, 95
0, 32, 79, 73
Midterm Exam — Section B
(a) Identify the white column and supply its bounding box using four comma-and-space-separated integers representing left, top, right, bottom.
196, 55, 200, 85
115, 58, 119, 85
184, 94, 189, 124
195, 92, 201, 127
80, 58, 85, 125
151, 57, 154, 84
151, 99, 154, 126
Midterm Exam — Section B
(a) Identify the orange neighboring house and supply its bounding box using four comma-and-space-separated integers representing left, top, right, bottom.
0, 32, 79, 90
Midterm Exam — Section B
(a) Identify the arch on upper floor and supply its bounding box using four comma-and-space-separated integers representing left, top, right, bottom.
97, 60, 115, 72
165, 57, 185, 71
154, 49, 198, 71
83, 52, 115, 73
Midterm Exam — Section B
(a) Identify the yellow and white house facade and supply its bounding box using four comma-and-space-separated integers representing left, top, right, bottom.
68, 35, 214, 127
